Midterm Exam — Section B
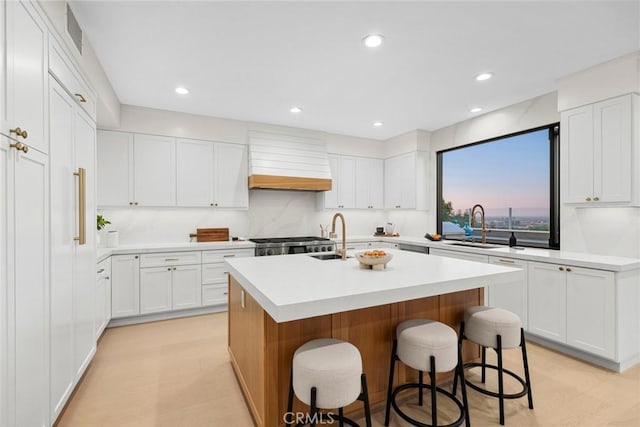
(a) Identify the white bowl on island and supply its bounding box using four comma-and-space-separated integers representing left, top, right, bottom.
356, 251, 393, 270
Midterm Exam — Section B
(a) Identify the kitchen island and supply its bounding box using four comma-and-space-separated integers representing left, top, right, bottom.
225, 249, 521, 427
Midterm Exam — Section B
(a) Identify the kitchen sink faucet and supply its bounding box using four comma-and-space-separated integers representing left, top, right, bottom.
471, 204, 487, 244
330, 212, 347, 260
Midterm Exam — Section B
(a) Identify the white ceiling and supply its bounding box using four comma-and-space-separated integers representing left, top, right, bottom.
71, 1, 640, 140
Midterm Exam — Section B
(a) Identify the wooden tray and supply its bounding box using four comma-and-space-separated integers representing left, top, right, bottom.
189, 228, 229, 242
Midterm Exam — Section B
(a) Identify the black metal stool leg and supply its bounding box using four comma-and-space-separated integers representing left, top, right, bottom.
384, 339, 398, 426
338, 408, 344, 427
521, 328, 534, 410
453, 322, 465, 395
481, 346, 487, 383
310, 387, 317, 427
458, 337, 471, 427
418, 370, 424, 406
360, 373, 373, 427
430, 355, 437, 427
497, 335, 505, 425
287, 368, 294, 425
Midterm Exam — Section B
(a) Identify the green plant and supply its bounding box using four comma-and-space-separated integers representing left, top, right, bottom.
97, 214, 111, 231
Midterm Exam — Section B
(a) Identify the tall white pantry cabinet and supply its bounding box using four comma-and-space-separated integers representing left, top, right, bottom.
1, 1, 98, 426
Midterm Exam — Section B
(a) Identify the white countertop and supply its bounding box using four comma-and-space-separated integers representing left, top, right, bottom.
225, 249, 522, 323
95, 235, 640, 272
96, 240, 255, 262
342, 235, 640, 272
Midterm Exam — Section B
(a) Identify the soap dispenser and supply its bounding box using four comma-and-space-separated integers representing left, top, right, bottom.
509, 232, 517, 247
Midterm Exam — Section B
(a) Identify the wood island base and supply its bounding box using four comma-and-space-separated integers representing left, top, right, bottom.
228, 276, 483, 427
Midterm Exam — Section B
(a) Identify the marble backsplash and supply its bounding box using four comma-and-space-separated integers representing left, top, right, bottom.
98, 189, 422, 245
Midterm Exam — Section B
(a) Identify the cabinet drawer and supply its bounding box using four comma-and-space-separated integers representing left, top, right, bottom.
202, 284, 228, 306
49, 37, 96, 119
202, 248, 253, 264
202, 263, 229, 285
140, 251, 201, 268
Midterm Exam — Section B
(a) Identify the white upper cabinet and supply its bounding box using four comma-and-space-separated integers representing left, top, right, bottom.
384, 152, 417, 209
97, 131, 134, 206
176, 139, 214, 206
99, 131, 248, 208
324, 155, 356, 209
213, 142, 248, 208
562, 94, 636, 205
175, 139, 248, 208
355, 157, 383, 209
3, 0, 48, 154
133, 134, 176, 206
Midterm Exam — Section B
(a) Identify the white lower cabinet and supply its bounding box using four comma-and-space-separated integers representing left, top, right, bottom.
201, 248, 253, 306
566, 267, 615, 358
140, 261, 202, 314
95, 258, 111, 339
111, 255, 140, 318
528, 261, 615, 360
202, 284, 229, 306
172, 265, 202, 310
488, 257, 528, 329
140, 267, 173, 314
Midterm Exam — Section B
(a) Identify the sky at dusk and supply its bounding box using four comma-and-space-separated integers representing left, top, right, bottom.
442, 129, 550, 217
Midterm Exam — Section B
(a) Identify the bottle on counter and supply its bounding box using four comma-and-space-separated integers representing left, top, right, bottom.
509, 232, 517, 247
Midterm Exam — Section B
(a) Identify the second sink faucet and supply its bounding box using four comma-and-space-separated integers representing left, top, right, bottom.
471, 204, 487, 244
330, 212, 347, 260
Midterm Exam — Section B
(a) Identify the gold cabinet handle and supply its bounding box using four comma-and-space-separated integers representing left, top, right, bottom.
73, 168, 87, 245
566, 267, 572, 272
9, 141, 29, 153
10, 127, 28, 139
593, 197, 600, 201
74, 93, 87, 103
585, 197, 592, 202
559, 266, 565, 271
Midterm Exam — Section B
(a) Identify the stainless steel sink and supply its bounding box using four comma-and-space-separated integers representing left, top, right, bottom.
308, 253, 352, 260
447, 242, 501, 249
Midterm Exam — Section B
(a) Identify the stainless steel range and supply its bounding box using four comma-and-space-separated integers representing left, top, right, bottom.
250, 236, 335, 256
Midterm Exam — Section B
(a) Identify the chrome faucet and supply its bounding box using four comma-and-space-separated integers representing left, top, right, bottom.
471, 204, 487, 244
330, 212, 347, 260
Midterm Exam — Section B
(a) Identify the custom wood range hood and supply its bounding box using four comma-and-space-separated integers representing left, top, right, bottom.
247, 130, 332, 191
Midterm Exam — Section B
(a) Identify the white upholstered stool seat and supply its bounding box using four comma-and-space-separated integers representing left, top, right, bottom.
287, 338, 372, 427
292, 338, 362, 409
455, 305, 534, 426
385, 319, 470, 427
397, 319, 458, 373
464, 306, 522, 349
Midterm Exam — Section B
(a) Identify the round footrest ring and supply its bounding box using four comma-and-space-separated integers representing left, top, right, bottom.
462, 362, 528, 399
390, 383, 466, 427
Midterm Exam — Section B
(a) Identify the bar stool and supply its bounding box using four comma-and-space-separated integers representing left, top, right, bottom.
453, 306, 534, 425
385, 319, 470, 427
286, 338, 372, 427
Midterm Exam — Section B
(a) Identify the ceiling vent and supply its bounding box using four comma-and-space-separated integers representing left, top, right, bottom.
248, 130, 332, 191
66, 3, 83, 54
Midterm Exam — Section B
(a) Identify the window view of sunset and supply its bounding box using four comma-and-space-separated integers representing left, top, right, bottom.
439, 127, 557, 247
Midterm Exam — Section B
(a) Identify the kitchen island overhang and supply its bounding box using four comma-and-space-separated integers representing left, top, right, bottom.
225, 250, 522, 427
225, 249, 522, 323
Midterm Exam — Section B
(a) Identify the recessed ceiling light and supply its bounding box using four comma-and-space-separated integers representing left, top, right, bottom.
373, 121, 384, 127
475, 72, 493, 81
289, 106, 302, 113
175, 86, 189, 95
470, 107, 483, 113
362, 34, 384, 48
